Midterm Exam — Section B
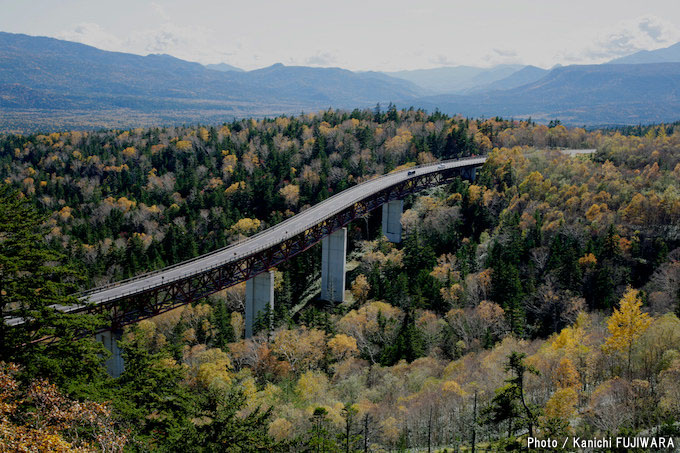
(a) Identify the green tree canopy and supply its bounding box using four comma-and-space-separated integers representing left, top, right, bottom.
0, 185, 105, 387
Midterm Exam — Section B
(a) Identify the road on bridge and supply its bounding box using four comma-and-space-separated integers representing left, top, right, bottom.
6, 148, 595, 328
81, 149, 596, 308
77, 157, 486, 307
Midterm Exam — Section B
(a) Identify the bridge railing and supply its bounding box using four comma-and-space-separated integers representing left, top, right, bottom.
75, 156, 485, 305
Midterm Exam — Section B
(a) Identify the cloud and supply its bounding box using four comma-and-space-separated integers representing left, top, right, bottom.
304, 51, 337, 66
56, 23, 122, 52
638, 16, 665, 42
492, 48, 518, 58
561, 15, 680, 63
151, 2, 171, 22
124, 22, 233, 63
481, 48, 522, 66
429, 54, 458, 66
128, 25, 195, 55
57, 21, 234, 64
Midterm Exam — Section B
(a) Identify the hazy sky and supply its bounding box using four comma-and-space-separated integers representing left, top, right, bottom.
2, 0, 680, 71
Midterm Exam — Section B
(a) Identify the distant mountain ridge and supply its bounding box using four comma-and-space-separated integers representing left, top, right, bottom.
0, 31, 422, 126
205, 62, 244, 72
0, 31, 679, 131
608, 42, 680, 64
466, 65, 549, 93
409, 63, 680, 125
384, 65, 525, 94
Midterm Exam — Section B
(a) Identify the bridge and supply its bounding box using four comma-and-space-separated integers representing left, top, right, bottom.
9, 156, 486, 375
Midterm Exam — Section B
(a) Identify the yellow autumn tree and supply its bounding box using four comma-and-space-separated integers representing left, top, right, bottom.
231, 312, 244, 339
268, 417, 294, 442
175, 140, 192, 151
553, 357, 580, 389
279, 184, 300, 208
350, 274, 370, 303
380, 416, 401, 447
430, 253, 459, 284
440, 283, 463, 305
578, 253, 597, 268
271, 327, 327, 372
441, 379, 465, 396
122, 146, 137, 158
327, 334, 358, 362
541, 387, 578, 436
337, 301, 403, 363
222, 153, 238, 174
603, 287, 652, 376
224, 181, 245, 196
231, 217, 261, 235
295, 370, 330, 405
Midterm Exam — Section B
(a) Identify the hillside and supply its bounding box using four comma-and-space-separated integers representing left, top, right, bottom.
384, 64, 524, 94
411, 63, 680, 124
1, 32, 680, 130
466, 65, 549, 93
204, 62, 244, 72
0, 32, 421, 131
608, 41, 680, 64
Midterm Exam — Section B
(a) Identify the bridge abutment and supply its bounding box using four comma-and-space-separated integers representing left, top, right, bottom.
321, 227, 347, 302
245, 270, 275, 338
96, 329, 124, 377
381, 199, 403, 243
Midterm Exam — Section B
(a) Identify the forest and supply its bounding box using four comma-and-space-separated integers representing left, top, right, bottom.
1, 107, 680, 451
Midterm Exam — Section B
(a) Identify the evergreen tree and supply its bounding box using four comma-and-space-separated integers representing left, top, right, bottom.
185, 387, 279, 452
380, 309, 424, 365
0, 185, 105, 386
488, 239, 526, 335
211, 299, 235, 349
307, 407, 338, 452
340, 404, 360, 453
484, 351, 540, 438
116, 322, 196, 447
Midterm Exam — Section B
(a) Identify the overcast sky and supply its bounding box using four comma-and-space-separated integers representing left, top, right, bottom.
2, 0, 680, 71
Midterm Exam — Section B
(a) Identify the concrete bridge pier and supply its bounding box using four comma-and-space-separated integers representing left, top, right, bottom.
461, 166, 477, 181
96, 329, 124, 377
381, 199, 403, 243
245, 270, 275, 338
321, 227, 347, 302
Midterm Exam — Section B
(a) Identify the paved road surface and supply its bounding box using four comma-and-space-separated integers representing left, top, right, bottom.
6, 148, 597, 326
80, 156, 486, 306
560, 148, 597, 156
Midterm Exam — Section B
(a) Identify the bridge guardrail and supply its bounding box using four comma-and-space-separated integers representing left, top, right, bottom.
73, 156, 485, 307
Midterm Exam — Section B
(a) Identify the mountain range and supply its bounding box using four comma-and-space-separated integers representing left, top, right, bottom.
608, 41, 680, 65
409, 63, 680, 125
204, 62, 244, 72
384, 65, 526, 94
1, 31, 679, 131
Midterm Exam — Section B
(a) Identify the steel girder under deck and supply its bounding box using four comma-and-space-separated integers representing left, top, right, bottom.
85, 167, 467, 330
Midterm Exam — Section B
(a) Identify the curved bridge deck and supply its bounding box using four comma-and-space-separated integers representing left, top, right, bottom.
10, 156, 486, 329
